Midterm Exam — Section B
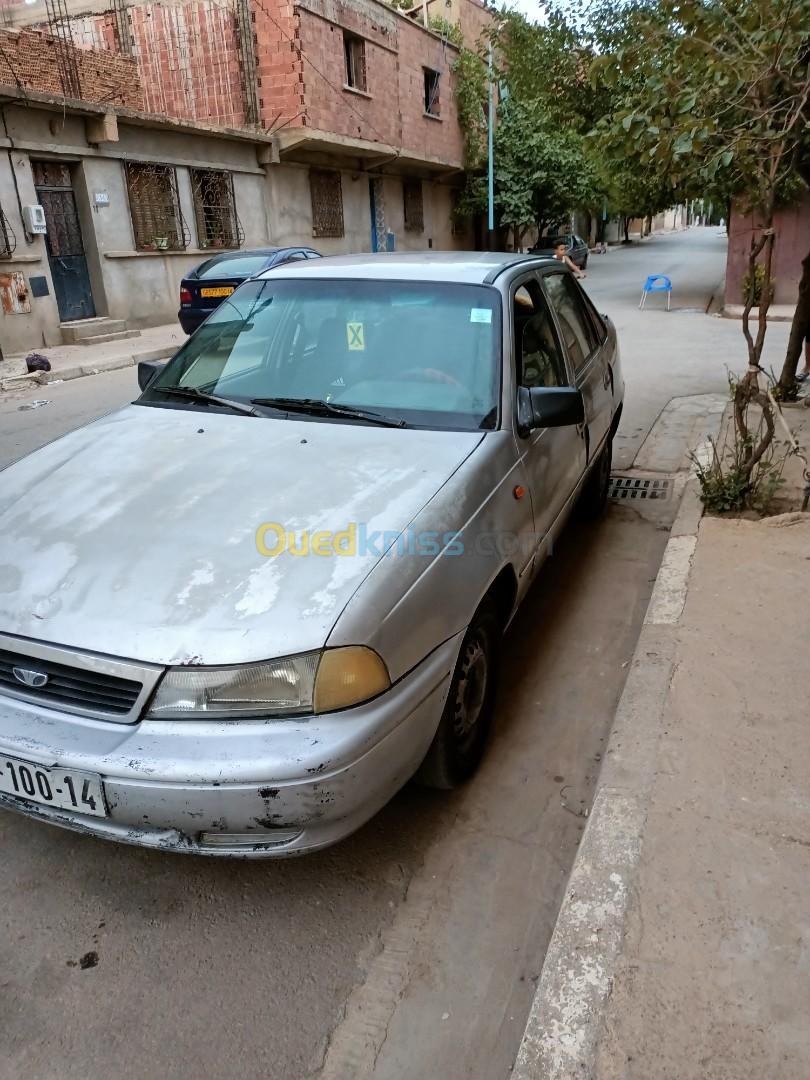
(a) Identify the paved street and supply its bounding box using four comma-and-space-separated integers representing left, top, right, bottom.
0, 229, 791, 1080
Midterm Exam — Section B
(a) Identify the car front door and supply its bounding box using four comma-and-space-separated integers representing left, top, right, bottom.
511, 273, 587, 557
542, 270, 612, 462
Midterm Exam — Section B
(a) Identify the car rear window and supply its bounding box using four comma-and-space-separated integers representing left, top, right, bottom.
196, 254, 272, 279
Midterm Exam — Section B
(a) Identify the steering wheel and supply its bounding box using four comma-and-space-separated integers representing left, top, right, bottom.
399, 366, 464, 389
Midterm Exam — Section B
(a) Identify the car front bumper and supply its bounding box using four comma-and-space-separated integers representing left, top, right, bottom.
0, 633, 460, 857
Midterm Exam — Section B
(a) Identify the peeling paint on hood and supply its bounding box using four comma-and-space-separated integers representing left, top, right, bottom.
0, 405, 482, 665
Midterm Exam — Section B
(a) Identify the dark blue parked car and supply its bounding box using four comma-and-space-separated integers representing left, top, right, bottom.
178, 247, 321, 334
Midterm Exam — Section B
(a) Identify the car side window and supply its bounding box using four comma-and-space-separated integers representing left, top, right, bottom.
280, 251, 308, 264
513, 279, 568, 390
543, 273, 599, 372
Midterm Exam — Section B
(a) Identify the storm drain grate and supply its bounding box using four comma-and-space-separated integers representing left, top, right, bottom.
609, 474, 672, 501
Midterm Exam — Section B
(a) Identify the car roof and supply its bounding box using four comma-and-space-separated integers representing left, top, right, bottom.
256, 251, 556, 285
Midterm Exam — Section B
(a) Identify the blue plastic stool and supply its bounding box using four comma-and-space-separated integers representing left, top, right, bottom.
640, 274, 672, 310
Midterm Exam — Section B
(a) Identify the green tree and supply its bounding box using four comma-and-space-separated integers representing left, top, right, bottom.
453, 8, 603, 245
592, 0, 810, 480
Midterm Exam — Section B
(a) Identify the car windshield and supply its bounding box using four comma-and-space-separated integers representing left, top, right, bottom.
145, 278, 501, 430
196, 254, 273, 279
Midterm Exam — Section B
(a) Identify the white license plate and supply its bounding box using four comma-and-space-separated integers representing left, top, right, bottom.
0, 755, 107, 818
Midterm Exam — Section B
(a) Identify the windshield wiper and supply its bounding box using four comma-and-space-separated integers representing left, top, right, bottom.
155, 385, 259, 416
251, 397, 406, 428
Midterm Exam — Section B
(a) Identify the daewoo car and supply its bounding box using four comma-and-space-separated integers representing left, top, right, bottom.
0, 252, 623, 857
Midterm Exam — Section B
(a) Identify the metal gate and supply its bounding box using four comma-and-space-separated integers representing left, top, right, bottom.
33, 161, 95, 323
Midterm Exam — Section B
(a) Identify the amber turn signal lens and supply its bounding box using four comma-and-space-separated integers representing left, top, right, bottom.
313, 646, 391, 713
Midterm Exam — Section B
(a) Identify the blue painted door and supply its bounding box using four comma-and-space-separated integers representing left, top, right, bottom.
33, 161, 95, 323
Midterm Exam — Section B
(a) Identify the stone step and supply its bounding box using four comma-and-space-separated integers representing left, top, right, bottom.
73, 330, 143, 347
59, 318, 136, 344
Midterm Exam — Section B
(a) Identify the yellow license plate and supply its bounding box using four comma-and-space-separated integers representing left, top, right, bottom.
200, 286, 235, 298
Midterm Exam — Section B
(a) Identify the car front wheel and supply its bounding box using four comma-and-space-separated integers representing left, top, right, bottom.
580, 435, 612, 519
416, 598, 501, 790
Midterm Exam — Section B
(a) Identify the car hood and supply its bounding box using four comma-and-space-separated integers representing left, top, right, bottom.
0, 405, 482, 665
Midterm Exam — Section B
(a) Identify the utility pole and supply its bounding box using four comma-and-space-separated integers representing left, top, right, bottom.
487, 43, 494, 247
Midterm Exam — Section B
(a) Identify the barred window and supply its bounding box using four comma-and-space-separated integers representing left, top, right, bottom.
403, 180, 424, 233
191, 169, 243, 249
423, 68, 440, 117
310, 170, 344, 238
0, 203, 16, 258
125, 162, 188, 251
344, 32, 367, 92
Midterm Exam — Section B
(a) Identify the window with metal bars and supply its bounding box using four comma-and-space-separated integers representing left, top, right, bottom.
403, 180, 424, 233
190, 169, 243, 249
310, 170, 344, 238
0, 204, 16, 258
343, 32, 367, 92
125, 162, 188, 251
423, 68, 440, 117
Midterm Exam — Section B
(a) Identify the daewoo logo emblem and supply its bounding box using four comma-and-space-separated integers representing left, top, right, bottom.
12, 667, 49, 689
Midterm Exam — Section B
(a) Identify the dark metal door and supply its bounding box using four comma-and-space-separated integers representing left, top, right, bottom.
33, 161, 95, 323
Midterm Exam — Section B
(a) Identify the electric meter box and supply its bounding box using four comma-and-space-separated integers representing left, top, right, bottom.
22, 205, 47, 234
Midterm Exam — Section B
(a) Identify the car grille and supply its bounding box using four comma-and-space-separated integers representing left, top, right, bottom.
0, 647, 143, 716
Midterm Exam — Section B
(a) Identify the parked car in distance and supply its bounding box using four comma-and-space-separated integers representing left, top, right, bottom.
178, 246, 321, 334
529, 234, 589, 270
0, 252, 623, 859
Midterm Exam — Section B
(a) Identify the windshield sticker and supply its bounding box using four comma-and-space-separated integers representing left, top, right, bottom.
470, 308, 492, 324
347, 322, 365, 350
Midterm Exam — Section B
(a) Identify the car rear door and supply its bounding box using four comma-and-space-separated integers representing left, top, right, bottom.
511, 272, 587, 549
541, 270, 612, 461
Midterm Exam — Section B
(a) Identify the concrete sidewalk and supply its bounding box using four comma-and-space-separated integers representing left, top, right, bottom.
514, 409, 810, 1078
0, 323, 185, 391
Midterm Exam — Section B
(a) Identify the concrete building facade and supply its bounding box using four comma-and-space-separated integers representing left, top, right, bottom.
0, 0, 490, 354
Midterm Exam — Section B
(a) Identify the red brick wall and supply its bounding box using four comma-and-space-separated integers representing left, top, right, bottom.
129, 1, 247, 126
396, 18, 463, 163
457, 0, 491, 49
0, 27, 143, 108
294, 0, 464, 163
253, 0, 306, 131
63, 2, 248, 126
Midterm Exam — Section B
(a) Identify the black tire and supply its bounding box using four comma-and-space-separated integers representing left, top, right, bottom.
416, 599, 501, 790
580, 435, 612, 519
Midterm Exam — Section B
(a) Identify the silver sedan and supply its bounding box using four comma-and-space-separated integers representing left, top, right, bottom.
0, 252, 623, 856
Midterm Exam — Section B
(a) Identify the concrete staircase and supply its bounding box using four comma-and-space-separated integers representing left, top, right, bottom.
60, 318, 142, 347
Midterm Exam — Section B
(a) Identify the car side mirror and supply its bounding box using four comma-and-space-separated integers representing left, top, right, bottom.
517, 386, 584, 435
138, 360, 167, 392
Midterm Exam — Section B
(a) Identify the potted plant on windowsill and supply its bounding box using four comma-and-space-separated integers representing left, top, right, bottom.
153, 236, 169, 250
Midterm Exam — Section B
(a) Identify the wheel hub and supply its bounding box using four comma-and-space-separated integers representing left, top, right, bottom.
453, 637, 488, 748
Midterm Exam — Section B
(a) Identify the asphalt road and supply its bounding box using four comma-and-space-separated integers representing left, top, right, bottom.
0, 228, 777, 1080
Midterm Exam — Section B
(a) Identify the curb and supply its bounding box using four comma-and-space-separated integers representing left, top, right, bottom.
50, 345, 176, 385
511, 461, 709, 1079
1, 344, 177, 391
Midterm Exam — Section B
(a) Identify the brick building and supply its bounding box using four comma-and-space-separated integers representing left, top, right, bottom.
0, 0, 492, 352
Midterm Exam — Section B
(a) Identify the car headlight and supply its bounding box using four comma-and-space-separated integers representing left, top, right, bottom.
148, 647, 390, 718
